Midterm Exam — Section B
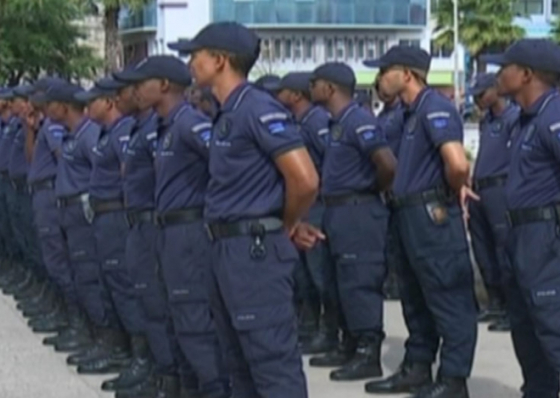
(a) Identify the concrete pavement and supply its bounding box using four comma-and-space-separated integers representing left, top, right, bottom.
0, 295, 522, 398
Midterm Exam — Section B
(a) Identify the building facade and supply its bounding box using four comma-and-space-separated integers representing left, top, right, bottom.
119, 0, 464, 88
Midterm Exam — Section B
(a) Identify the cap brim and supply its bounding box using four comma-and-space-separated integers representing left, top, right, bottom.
112, 70, 146, 83
363, 59, 386, 68
480, 54, 508, 66
171, 40, 201, 54
30, 92, 47, 104
262, 81, 281, 92
74, 91, 103, 104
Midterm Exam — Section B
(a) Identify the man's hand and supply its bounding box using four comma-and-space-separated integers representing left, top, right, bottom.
460, 185, 480, 222
290, 222, 326, 251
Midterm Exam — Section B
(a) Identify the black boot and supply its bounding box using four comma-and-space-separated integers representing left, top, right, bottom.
309, 333, 356, 368
330, 338, 382, 381
3, 269, 33, 295
383, 269, 400, 300
52, 312, 93, 352
300, 331, 338, 355
101, 334, 152, 391
76, 329, 131, 375
297, 299, 320, 343
28, 305, 68, 333
0, 263, 23, 287
365, 361, 432, 394
478, 288, 504, 323
488, 315, 511, 332
155, 375, 181, 398
408, 376, 469, 398
14, 278, 45, 301
115, 375, 158, 398
18, 284, 57, 313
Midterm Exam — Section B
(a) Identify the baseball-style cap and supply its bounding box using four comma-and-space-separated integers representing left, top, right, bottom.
311, 62, 356, 91
0, 88, 14, 100
482, 39, 560, 73
363, 45, 431, 72
74, 77, 127, 104
13, 84, 36, 99
254, 74, 282, 92
44, 82, 84, 104
33, 77, 68, 93
469, 73, 497, 96
277, 72, 313, 93
113, 55, 192, 86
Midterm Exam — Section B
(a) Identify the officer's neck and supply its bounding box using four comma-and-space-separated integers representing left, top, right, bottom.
64, 111, 84, 133
489, 98, 507, 117
514, 83, 553, 112
291, 100, 312, 121
156, 94, 184, 119
326, 96, 352, 119
100, 109, 122, 128
211, 74, 246, 106
400, 82, 425, 106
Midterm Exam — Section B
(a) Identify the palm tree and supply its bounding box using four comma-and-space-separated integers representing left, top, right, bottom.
433, 0, 525, 74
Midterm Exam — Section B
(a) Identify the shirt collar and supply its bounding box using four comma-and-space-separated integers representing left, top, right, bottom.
105, 115, 131, 133
299, 105, 319, 124
522, 89, 558, 117
136, 110, 156, 129
407, 87, 431, 113
71, 117, 90, 135
332, 101, 359, 124
161, 101, 189, 128
221, 82, 252, 113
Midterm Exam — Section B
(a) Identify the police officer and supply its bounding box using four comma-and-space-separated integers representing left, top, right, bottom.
484, 38, 560, 398
364, 45, 476, 398
276, 72, 336, 355
254, 73, 282, 97
469, 73, 518, 333
371, 75, 405, 302
190, 86, 218, 119
180, 21, 317, 398
45, 83, 129, 371
304, 62, 396, 382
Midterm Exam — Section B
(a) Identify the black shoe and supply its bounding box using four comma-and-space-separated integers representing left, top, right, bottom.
477, 309, 504, 323
488, 317, 511, 332
330, 340, 382, 381
300, 332, 338, 355
53, 328, 93, 352
309, 337, 356, 368
76, 349, 131, 375
67, 343, 108, 366
14, 279, 45, 301
3, 271, 33, 295
101, 335, 152, 391
407, 377, 469, 398
365, 362, 432, 394
115, 376, 158, 398
28, 309, 68, 333
155, 375, 181, 398
0, 266, 26, 289
383, 273, 400, 301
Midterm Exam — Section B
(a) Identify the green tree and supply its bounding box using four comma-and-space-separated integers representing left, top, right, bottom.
433, 0, 525, 74
0, 0, 101, 85
551, 18, 560, 45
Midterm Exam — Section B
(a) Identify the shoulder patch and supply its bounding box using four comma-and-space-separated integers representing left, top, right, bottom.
146, 131, 157, 140
191, 122, 213, 133
549, 122, 560, 132
317, 128, 329, 136
356, 125, 377, 134
118, 136, 129, 142
428, 111, 450, 130
259, 112, 289, 124
427, 111, 450, 120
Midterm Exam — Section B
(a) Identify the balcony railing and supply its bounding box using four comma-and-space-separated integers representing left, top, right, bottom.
119, 1, 157, 32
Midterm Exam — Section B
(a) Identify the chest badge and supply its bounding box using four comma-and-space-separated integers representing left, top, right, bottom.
2, 127, 10, 136
331, 124, 343, 141
162, 131, 173, 150
97, 134, 110, 149
492, 121, 503, 133
65, 140, 77, 153
217, 118, 231, 140
406, 115, 417, 134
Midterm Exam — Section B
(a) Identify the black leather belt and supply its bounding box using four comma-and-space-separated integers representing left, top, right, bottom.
473, 174, 507, 192
205, 216, 284, 241
57, 193, 84, 208
11, 176, 28, 193
156, 207, 204, 227
323, 193, 377, 207
29, 178, 55, 193
126, 210, 155, 227
389, 187, 452, 209
90, 198, 124, 214
507, 204, 560, 227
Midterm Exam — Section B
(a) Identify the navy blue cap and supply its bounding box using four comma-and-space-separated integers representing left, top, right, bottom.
113, 55, 192, 86
469, 73, 497, 96
30, 92, 48, 105
482, 39, 560, 73
13, 84, 36, 99
171, 21, 260, 59
34, 77, 67, 92
0, 88, 14, 100
44, 82, 84, 104
167, 39, 189, 53
277, 72, 313, 93
74, 77, 126, 104
254, 74, 281, 92
311, 62, 356, 90
363, 45, 431, 72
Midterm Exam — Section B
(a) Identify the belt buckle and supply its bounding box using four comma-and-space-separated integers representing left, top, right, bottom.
204, 223, 214, 242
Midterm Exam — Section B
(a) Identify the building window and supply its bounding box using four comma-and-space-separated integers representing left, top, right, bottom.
366, 39, 376, 59
326, 38, 335, 60
336, 38, 345, 60
304, 39, 314, 60
284, 38, 292, 60
261, 39, 272, 61
357, 39, 365, 59
346, 38, 355, 60
512, 0, 544, 15
294, 39, 303, 60
430, 40, 453, 58
553, 0, 559, 14
399, 39, 421, 48
378, 39, 386, 55
274, 39, 282, 59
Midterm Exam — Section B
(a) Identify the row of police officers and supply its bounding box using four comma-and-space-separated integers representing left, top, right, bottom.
0, 19, 559, 398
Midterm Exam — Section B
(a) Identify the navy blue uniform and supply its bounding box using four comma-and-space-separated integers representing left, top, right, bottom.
377, 102, 405, 157
322, 102, 390, 342
154, 102, 229, 397
28, 119, 75, 305
57, 118, 114, 327
469, 104, 518, 303
503, 90, 560, 397
90, 115, 146, 334
391, 88, 477, 378
206, 83, 308, 398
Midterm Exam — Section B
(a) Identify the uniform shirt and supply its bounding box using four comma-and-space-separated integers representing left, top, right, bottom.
298, 105, 330, 172
0, 118, 20, 172
378, 102, 405, 157
8, 126, 29, 178
472, 104, 519, 180
55, 118, 101, 198
123, 112, 158, 210
506, 90, 560, 209
321, 102, 388, 196
89, 116, 133, 200
393, 88, 463, 196
205, 83, 304, 221
155, 102, 212, 212
28, 118, 66, 183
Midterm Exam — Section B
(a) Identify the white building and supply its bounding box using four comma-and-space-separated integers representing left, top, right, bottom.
119, 0, 463, 89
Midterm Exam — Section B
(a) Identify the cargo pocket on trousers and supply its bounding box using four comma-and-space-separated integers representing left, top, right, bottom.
337, 252, 386, 292
416, 251, 473, 291
531, 285, 560, 353
169, 284, 213, 334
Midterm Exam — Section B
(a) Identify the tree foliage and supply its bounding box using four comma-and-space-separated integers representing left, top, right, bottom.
433, 0, 525, 72
551, 18, 560, 45
0, 0, 102, 85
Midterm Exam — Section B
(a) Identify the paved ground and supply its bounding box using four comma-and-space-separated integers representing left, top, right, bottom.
0, 295, 522, 398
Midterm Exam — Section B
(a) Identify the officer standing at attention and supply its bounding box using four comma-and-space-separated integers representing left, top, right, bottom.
484, 38, 560, 398
254, 74, 282, 97
372, 75, 405, 301
275, 72, 336, 356
306, 62, 396, 382
120, 55, 231, 398
469, 73, 518, 333
364, 45, 476, 398
179, 21, 317, 398
75, 78, 152, 390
